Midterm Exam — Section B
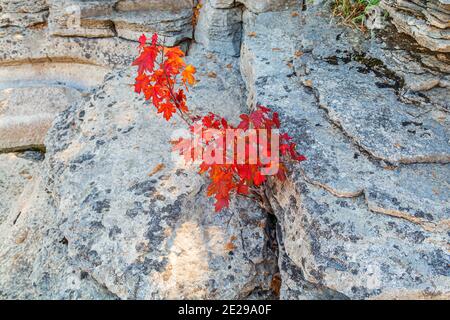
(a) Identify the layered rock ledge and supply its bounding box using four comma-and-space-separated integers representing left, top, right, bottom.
381, 0, 450, 52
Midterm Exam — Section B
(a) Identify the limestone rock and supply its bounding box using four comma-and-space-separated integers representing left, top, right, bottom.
0, 152, 41, 224
112, 9, 193, 46
47, 0, 195, 45
48, 0, 116, 38
0, 0, 449, 301
115, 0, 197, 11
195, 1, 243, 56
239, 0, 298, 13
210, 0, 236, 9
381, 0, 450, 52
38, 49, 275, 299
0, 29, 135, 152
0, 29, 136, 66
240, 4, 450, 299
0, 0, 49, 28
0, 158, 118, 299
0, 87, 82, 152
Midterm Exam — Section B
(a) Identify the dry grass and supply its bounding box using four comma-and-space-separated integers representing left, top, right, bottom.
332, 0, 380, 32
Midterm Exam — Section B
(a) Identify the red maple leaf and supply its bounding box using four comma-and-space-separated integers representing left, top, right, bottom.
138, 34, 147, 48
158, 102, 176, 121
133, 46, 159, 75
133, 34, 307, 212
134, 73, 150, 94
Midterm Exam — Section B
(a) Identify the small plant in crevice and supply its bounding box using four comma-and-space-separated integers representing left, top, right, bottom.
132, 33, 306, 213
192, 0, 203, 28
332, 0, 381, 32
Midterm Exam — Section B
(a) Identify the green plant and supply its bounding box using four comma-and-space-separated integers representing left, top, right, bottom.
332, 0, 380, 32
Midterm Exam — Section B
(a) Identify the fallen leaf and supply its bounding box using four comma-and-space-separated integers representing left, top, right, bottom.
207, 71, 217, 78
294, 50, 303, 58
304, 79, 313, 87
224, 235, 238, 251
148, 163, 165, 177
248, 32, 257, 37
291, 11, 299, 17
270, 273, 282, 297
224, 241, 237, 251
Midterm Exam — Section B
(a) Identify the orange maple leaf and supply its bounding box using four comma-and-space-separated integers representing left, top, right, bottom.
158, 102, 176, 121
182, 65, 196, 86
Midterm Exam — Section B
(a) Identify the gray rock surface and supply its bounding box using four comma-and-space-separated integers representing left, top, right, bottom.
210, 0, 297, 12
0, 86, 82, 151
0, 156, 119, 299
0, 0, 449, 300
195, 1, 243, 56
47, 0, 195, 45
240, 3, 449, 299
0, 152, 41, 224
0, 0, 49, 28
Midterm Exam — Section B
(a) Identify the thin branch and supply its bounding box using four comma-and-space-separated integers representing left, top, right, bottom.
159, 40, 194, 127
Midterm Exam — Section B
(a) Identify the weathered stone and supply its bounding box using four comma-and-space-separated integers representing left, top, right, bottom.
0, 29, 136, 67
0, 168, 119, 299
195, 1, 243, 56
210, 0, 236, 9
0, 153, 40, 224
0, 0, 48, 13
116, 0, 196, 11
0, 27, 136, 153
239, 0, 298, 13
0, 86, 82, 151
240, 3, 450, 299
300, 55, 450, 164
46, 0, 194, 45
0, 0, 49, 28
0, 0, 449, 301
210, 0, 298, 12
271, 178, 450, 300
112, 10, 193, 46
48, 0, 116, 38
381, 0, 450, 52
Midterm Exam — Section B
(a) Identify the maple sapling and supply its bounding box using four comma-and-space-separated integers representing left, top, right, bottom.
133, 33, 306, 212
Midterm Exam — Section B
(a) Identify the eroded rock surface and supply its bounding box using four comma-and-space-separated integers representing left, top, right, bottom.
240, 2, 449, 299
0, 154, 119, 299
47, 0, 195, 45
0, 0, 449, 300
381, 0, 450, 52
0, 86, 82, 151
0, 0, 49, 28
